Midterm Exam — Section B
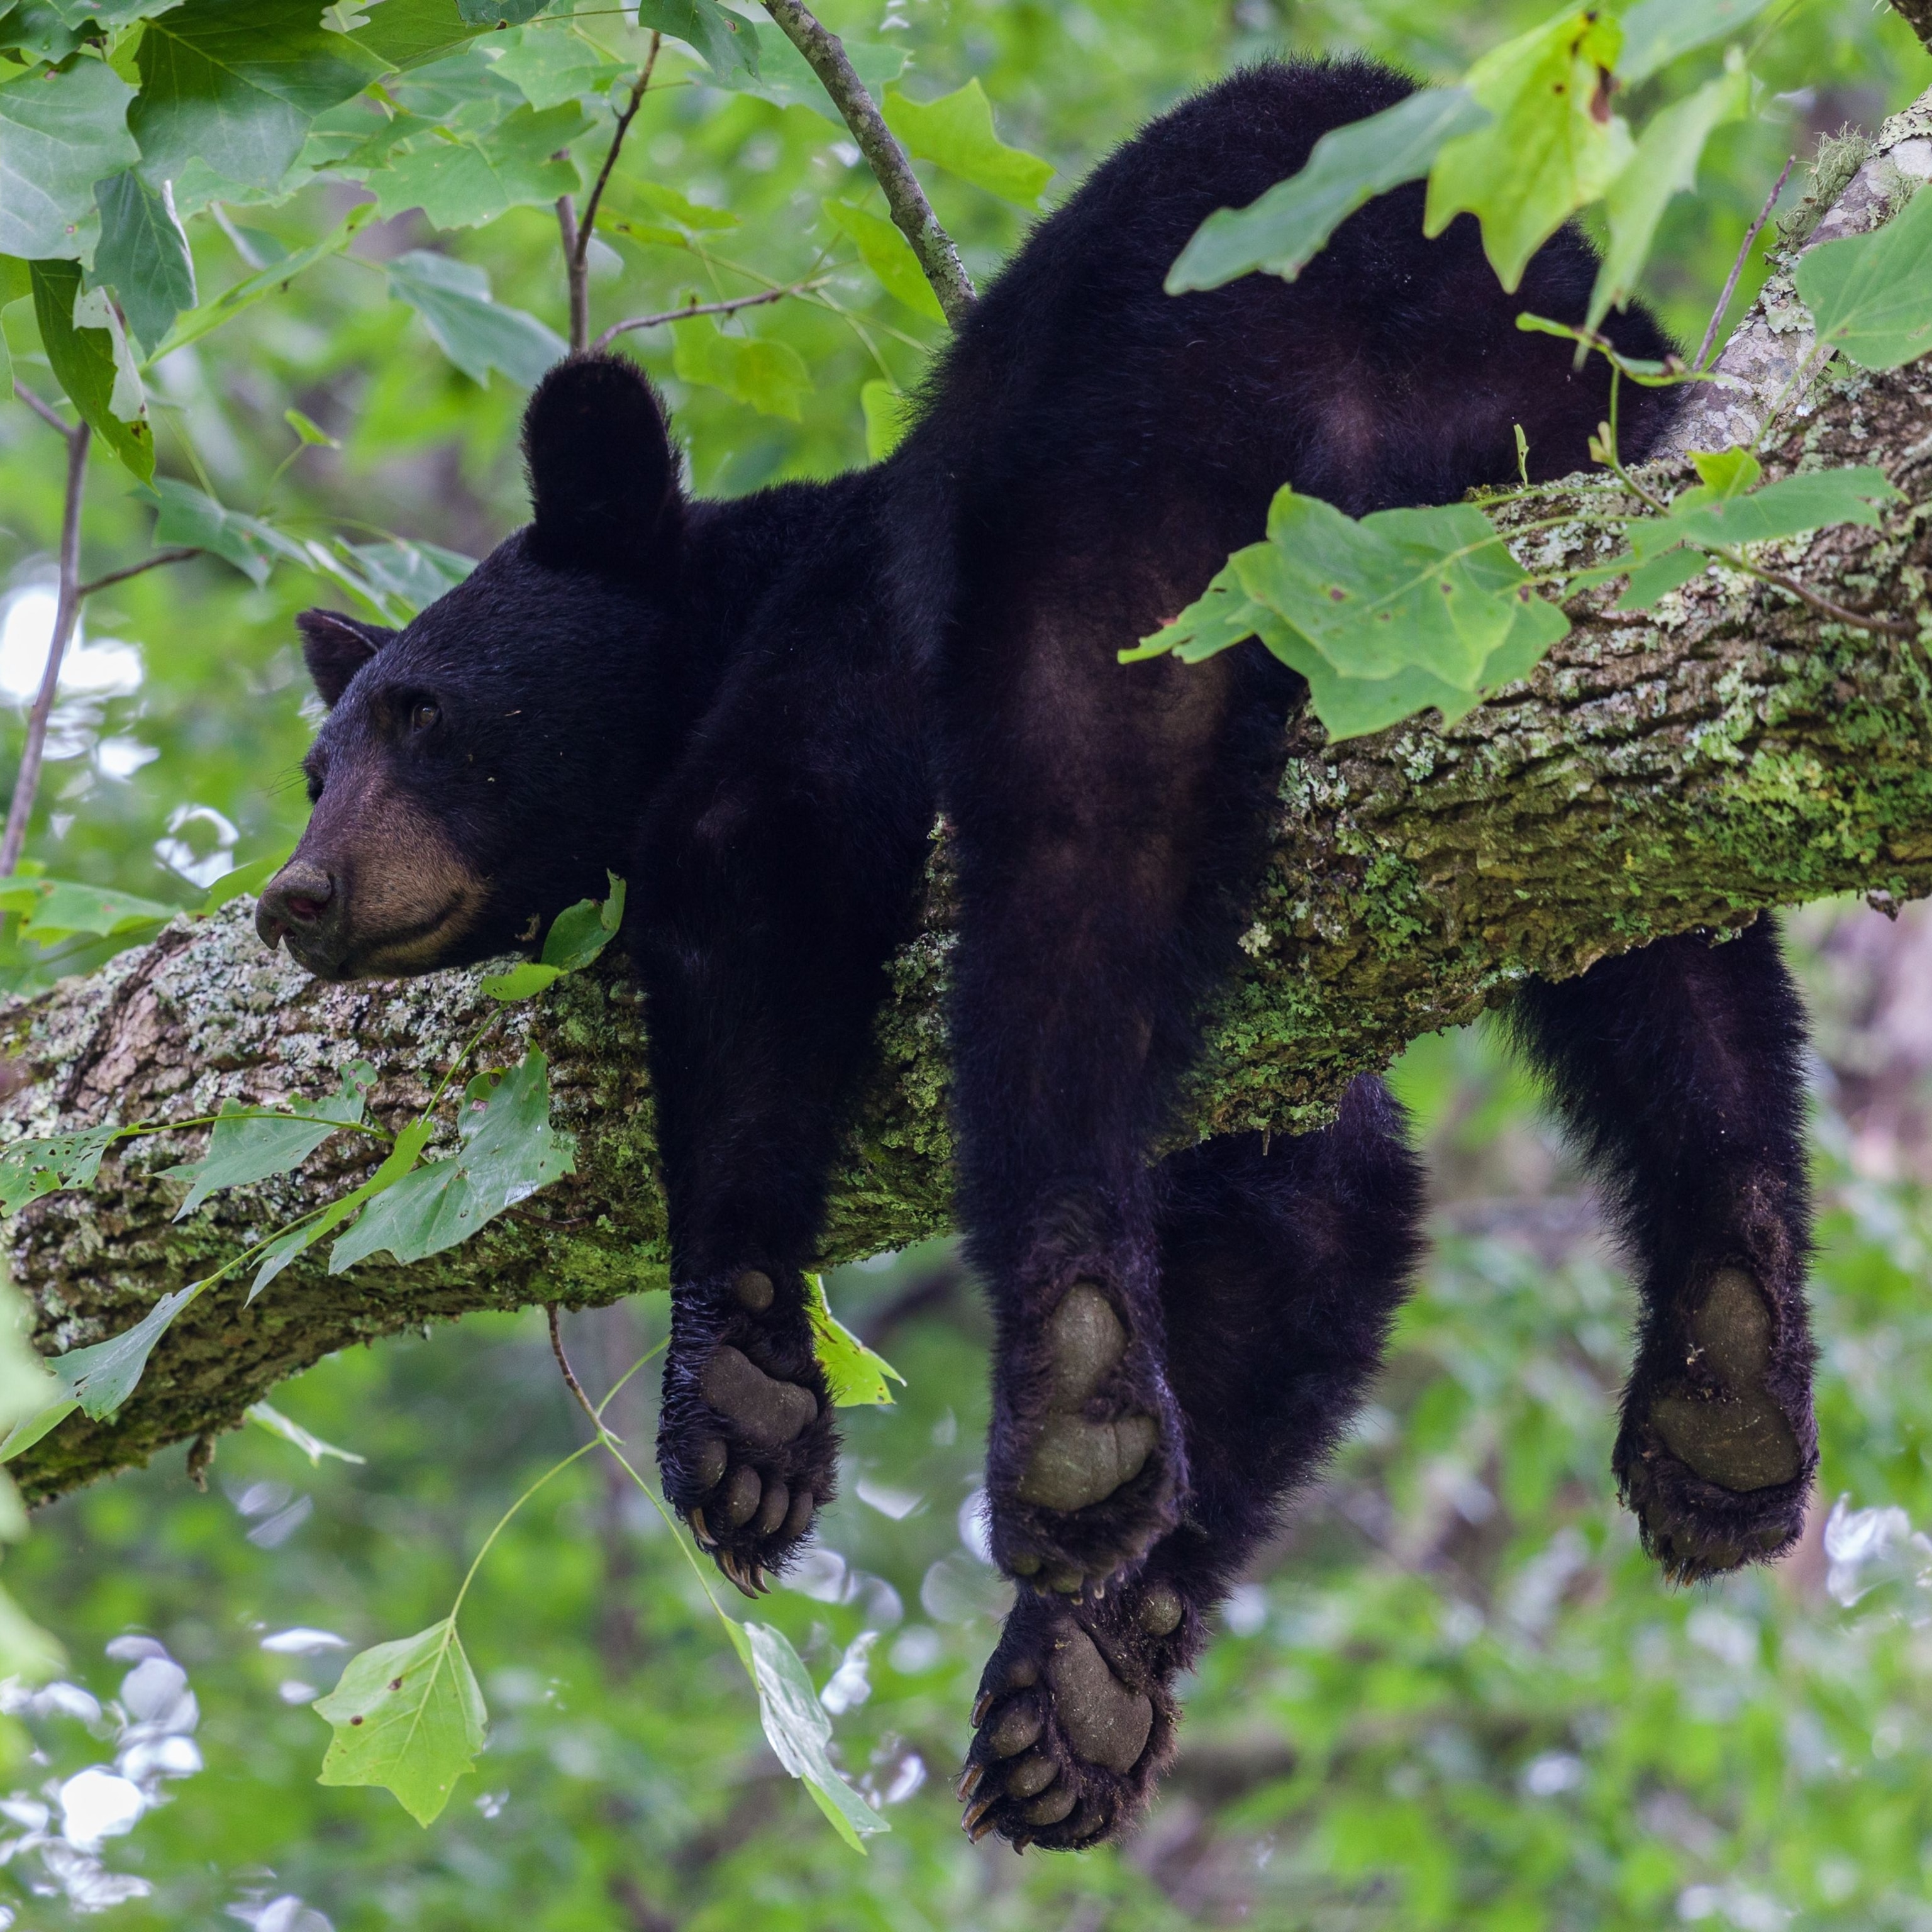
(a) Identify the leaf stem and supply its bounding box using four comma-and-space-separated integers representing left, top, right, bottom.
447, 1439, 599, 1624
754, 0, 975, 325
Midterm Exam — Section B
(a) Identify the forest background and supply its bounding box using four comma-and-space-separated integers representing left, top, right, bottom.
1, 0, 1931, 1924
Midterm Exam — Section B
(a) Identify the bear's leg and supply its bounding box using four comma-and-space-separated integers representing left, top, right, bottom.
1506, 916, 1816, 1580
638, 619, 933, 1596
961, 1083, 1423, 1849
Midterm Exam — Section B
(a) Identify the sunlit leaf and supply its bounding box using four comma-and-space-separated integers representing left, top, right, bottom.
672, 314, 811, 420
163, 1062, 375, 1220
131, 0, 386, 199
1166, 87, 1489, 292
92, 169, 197, 357
724, 1619, 887, 1851
1424, 8, 1632, 292
47, 1282, 201, 1421
31, 257, 154, 478
387, 248, 565, 386
315, 1619, 487, 1825
882, 79, 1052, 207
822, 197, 945, 321
361, 100, 587, 230
1587, 61, 1748, 331
245, 1399, 367, 1465
0, 58, 138, 260
806, 1274, 904, 1409
1796, 182, 1932, 372
480, 962, 561, 1002
329, 1051, 574, 1270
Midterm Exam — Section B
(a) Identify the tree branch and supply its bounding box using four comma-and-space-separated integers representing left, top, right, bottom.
0, 419, 89, 879
755, 0, 976, 325
590, 281, 828, 351
76, 548, 203, 601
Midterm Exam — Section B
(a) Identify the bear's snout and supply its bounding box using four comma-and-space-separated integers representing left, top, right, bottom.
257, 858, 341, 969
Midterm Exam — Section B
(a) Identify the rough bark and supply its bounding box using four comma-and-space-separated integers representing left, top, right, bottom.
6, 105, 1932, 1506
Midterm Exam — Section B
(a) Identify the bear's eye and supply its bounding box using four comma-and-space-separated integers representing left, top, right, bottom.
409, 701, 440, 734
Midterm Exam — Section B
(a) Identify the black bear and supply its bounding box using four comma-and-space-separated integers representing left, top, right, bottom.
257, 56, 1817, 1851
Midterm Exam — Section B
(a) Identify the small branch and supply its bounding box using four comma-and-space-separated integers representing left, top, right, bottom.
1889, 0, 1932, 52
12, 382, 71, 440
0, 420, 90, 879
76, 548, 202, 601
755, 0, 975, 326
548, 1303, 602, 1433
577, 35, 660, 270
1721, 552, 1919, 638
557, 194, 588, 357
1696, 153, 1794, 372
590, 281, 826, 352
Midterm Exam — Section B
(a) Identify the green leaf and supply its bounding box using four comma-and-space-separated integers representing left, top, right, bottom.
822, 197, 945, 321
492, 21, 625, 109
0, 873, 178, 941
31, 255, 155, 478
719, 27, 908, 116
1423, 8, 1633, 293
92, 169, 197, 356
145, 475, 272, 584
0, 59, 138, 259
724, 1619, 887, 1850
860, 379, 909, 462
882, 79, 1052, 207
0, 1, 86, 62
48, 1282, 200, 1420
199, 853, 286, 912
45, 0, 186, 25
163, 1063, 374, 1219
1795, 182, 1932, 372
315, 1619, 487, 1825
245, 1397, 367, 1464
386, 248, 564, 386
1587, 61, 1748, 332
350, 0, 487, 71
671, 313, 811, 420
131, 0, 387, 196
480, 961, 561, 1002
0, 1124, 125, 1216
1166, 87, 1489, 292
1688, 444, 1762, 499
635, 0, 758, 81
1612, 545, 1707, 611
1650, 465, 1903, 554
541, 873, 624, 971
153, 202, 374, 357
286, 404, 338, 445
806, 1274, 903, 1409
337, 535, 475, 615
594, 175, 738, 236
455, 0, 547, 20
362, 99, 586, 230
248, 1118, 433, 1301
0, 1580, 62, 1681
1120, 561, 1270, 666
330, 1050, 574, 1270
1617, 0, 1779, 86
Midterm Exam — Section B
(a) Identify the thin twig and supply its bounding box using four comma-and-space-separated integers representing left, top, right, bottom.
1, 420, 89, 877
755, 0, 975, 325
559, 33, 662, 355
1696, 154, 1796, 372
11, 381, 70, 439
547, 1303, 602, 1431
590, 280, 828, 351
578, 35, 659, 269
1722, 552, 1918, 636
77, 547, 202, 600
555, 194, 587, 356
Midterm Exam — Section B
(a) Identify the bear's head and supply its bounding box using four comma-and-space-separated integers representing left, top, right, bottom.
256, 355, 684, 979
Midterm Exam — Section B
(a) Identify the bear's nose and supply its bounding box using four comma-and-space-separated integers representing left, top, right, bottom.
257, 860, 338, 956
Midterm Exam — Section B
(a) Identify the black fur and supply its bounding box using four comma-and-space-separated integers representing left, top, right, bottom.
264, 56, 1816, 1850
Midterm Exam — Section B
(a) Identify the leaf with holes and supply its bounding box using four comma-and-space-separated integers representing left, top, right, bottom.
329, 1052, 574, 1270
0, 58, 138, 260
0, 1124, 126, 1217
1796, 182, 1932, 373
163, 1062, 376, 1220
315, 1619, 487, 1824
1167, 87, 1489, 292
882, 79, 1051, 207
1424, 8, 1632, 293
726, 1619, 887, 1851
387, 249, 565, 386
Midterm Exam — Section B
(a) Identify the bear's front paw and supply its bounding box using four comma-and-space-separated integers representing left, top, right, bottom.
658, 1268, 839, 1597
958, 1577, 1189, 1851
1616, 1266, 1816, 1582
989, 1279, 1184, 1596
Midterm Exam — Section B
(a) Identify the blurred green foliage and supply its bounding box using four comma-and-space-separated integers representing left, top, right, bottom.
1, 0, 1930, 1924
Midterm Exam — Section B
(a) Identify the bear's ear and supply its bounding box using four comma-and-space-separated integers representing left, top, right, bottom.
296, 609, 396, 707
523, 353, 680, 577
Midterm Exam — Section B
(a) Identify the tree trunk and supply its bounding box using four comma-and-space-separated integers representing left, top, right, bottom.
6, 92, 1932, 1507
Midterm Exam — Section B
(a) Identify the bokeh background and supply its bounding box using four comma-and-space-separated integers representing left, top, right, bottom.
2, 0, 1931, 1924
